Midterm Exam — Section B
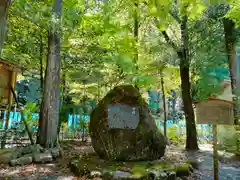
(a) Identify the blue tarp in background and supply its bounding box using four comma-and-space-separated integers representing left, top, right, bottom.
0, 111, 89, 129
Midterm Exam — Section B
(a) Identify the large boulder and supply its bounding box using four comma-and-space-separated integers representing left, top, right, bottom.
89, 85, 167, 161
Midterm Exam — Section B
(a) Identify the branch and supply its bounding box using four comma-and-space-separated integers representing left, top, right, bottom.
154, 18, 179, 51
161, 31, 179, 50
169, 0, 181, 24
9, 11, 47, 31
169, 10, 181, 24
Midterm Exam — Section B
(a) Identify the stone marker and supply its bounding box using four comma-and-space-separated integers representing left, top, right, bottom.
107, 104, 139, 129
89, 85, 167, 161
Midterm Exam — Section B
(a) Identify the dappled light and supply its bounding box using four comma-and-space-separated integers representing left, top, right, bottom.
0, 1, 240, 180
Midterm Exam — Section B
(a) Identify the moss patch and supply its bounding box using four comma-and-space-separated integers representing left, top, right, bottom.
174, 163, 192, 177
0, 148, 15, 164
70, 154, 191, 179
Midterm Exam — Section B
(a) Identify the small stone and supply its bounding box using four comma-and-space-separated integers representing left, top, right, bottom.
149, 170, 163, 179
31, 144, 44, 153
11, 148, 23, 159
102, 170, 113, 179
176, 178, 183, 180
113, 171, 132, 178
10, 154, 32, 166
90, 170, 102, 178
158, 172, 168, 180
69, 160, 91, 177
167, 171, 177, 180
50, 148, 60, 158
21, 146, 33, 155
33, 151, 52, 163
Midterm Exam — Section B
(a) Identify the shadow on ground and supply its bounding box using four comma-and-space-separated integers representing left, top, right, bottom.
0, 142, 239, 180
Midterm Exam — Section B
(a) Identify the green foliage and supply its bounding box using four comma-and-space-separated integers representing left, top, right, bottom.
167, 124, 185, 145
79, 117, 88, 132
60, 95, 75, 124
23, 102, 38, 126
225, 1, 240, 26
2, 0, 240, 150
217, 125, 239, 153
61, 122, 68, 131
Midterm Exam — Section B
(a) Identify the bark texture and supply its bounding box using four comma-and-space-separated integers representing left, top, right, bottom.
160, 69, 167, 137
160, 13, 199, 150
0, 0, 10, 54
179, 16, 199, 150
37, 0, 62, 148
223, 18, 239, 125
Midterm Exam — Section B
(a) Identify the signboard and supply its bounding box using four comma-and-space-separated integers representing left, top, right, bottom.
196, 67, 234, 180
0, 60, 19, 106
195, 99, 234, 125
0, 66, 10, 105
107, 104, 139, 129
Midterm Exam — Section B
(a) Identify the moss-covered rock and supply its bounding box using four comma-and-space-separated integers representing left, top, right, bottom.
89, 85, 166, 161
0, 148, 15, 164
10, 154, 33, 166
69, 155, 192, 179
0, 145, 60, 167
174, 163, 192, 177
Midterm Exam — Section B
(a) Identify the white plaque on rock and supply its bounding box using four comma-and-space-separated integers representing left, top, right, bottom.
107, 104, 139, 129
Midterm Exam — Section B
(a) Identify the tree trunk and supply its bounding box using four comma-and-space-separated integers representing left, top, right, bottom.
180, 62, 199, 150
160, 69, 167, 137
179, 15, 199, 150
223, 18, 239, 125
62, 70, 66, 103
39, 34, 44, 92
133, 0, 139, 90
0, 0, 10, 54
97, 80, 100, 103
37, 0, 62, 148
160, 14, 199, 149
58, 67, 66, 136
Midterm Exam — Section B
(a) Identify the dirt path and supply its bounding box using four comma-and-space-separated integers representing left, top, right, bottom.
183, 145, 240, 180
0, 142, 239, 180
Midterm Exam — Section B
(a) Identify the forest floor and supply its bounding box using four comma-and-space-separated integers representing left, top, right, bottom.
0, 140, 239, 180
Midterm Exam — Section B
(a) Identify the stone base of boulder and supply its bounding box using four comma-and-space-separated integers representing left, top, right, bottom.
8, 144, 61, 166
69, 153, 192, 180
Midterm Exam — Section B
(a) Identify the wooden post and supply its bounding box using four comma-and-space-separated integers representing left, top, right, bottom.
1, 71, 15, 148
237, 138, 240, 155
208, 124, 211, 143
213, 124, 219, 180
